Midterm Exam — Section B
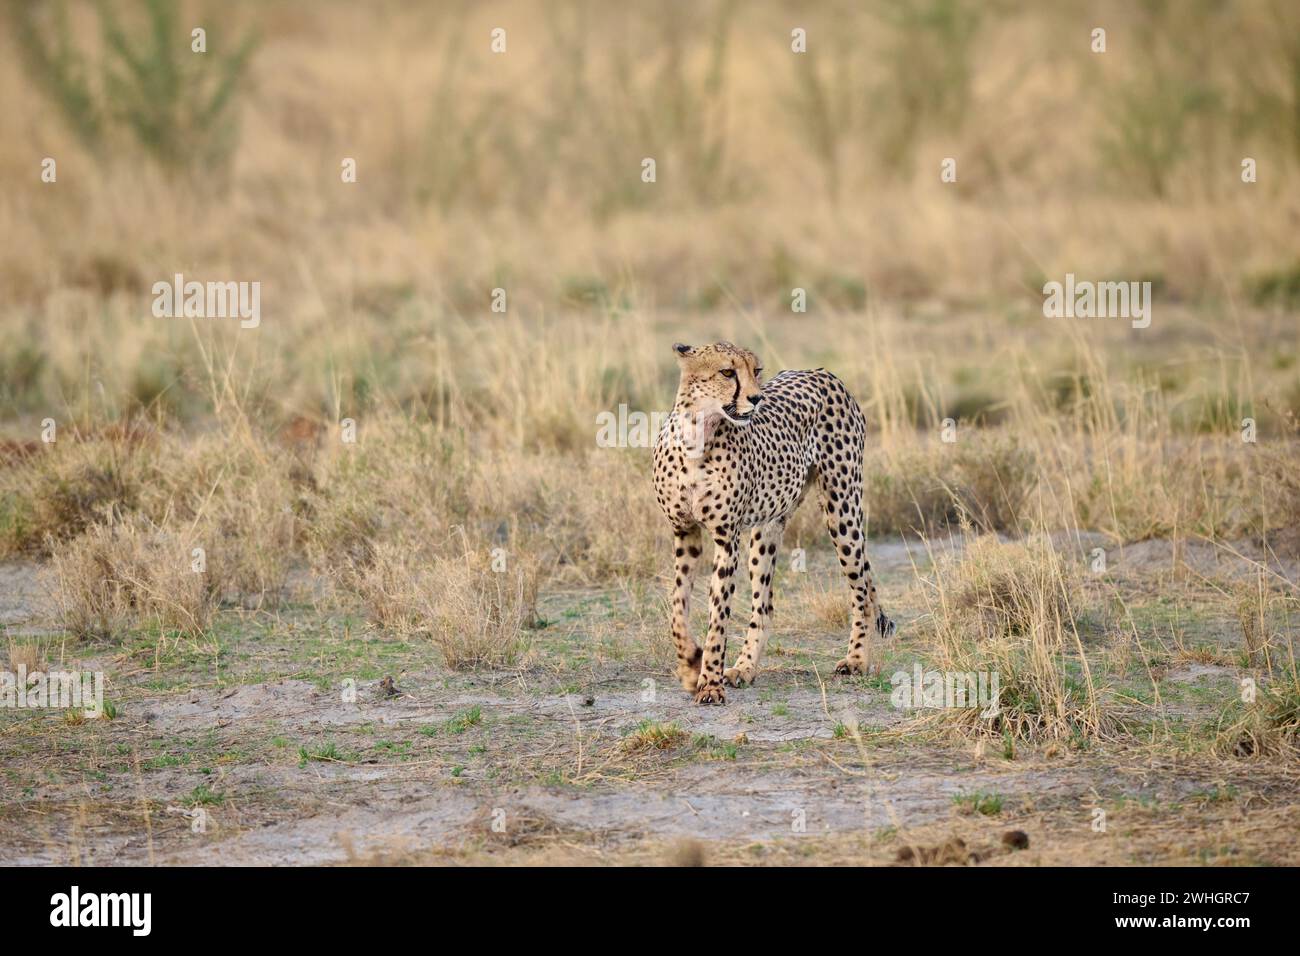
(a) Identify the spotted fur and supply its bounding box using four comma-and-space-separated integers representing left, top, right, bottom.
652, 341, 895, 705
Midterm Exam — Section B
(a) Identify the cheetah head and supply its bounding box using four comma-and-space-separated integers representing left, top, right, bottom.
672, 342, 764, 427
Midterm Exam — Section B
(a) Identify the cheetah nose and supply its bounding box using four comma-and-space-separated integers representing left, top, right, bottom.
747, 395, 763, 407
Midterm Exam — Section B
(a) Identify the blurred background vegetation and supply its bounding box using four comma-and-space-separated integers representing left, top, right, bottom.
0, 0, 1296, 435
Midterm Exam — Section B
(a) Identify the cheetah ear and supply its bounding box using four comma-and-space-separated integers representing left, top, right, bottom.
672, 343, 694, 358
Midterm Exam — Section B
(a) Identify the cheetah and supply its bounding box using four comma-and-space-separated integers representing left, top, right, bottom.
652, 341, 895, 705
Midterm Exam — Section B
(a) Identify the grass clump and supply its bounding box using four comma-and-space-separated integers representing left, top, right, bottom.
952, 790, 1004, 816
187, 784, 224, 807
918, 533, 1108, 743
298, 742, 349, 766
389, 549, 539, 671
44, 514, 218, 640
622, 721, 687, 753
1216, 679, 1300, 759
444, 706, 483, 734
427, 553, 540, 670
1215, 585, 1299, 759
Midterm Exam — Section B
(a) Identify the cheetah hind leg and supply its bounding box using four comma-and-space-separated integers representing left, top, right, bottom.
819, 472, 891, 676
832, 593, 897, 675
725, 520, 782, 687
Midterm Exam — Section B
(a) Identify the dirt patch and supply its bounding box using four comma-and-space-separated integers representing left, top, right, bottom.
7, 739, 1291, 866
0, 561, 45, 630
1111, 539, 1299, 582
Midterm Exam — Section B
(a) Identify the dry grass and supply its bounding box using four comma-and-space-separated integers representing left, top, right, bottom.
422, 552, 540, 670
944, 534, 1079, 641
6, 636, 45, 674
3, 3, 1299, 322
864, 432, 1036, 537
333, 538, 539, 669
1217, 575, 1300, 758
6, 332, 1295, 653
802, 577, 852, 630
620, 720, 688, 753
1216, 679, 1300, 760
1249, 417, 1300, 556
917, 533, 1108, 742
44, 513, 219, 639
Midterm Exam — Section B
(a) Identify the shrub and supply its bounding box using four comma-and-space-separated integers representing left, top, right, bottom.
0, 431, 153, 557
10, 0, 256, 169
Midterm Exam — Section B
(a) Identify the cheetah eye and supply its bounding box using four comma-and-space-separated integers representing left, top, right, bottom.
755, 368, 763, 377
719, 368, 736, 378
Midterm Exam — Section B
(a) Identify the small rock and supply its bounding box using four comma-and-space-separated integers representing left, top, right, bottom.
1002, 829, 1030, 850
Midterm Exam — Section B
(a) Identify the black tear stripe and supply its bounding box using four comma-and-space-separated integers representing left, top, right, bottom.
731, 378, 741, 408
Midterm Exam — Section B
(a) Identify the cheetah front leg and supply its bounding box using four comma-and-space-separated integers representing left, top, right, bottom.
671, 527, 705, 691
695, 529, 740, 704
725, 520, 782, 687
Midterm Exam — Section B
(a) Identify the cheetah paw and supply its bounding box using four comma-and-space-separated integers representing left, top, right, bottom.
834, 658, 880, 677
724, 664, 757, 687
694, 683, 727, 705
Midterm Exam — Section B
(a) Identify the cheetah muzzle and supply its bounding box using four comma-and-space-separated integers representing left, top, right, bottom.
653, 341, 896, 705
